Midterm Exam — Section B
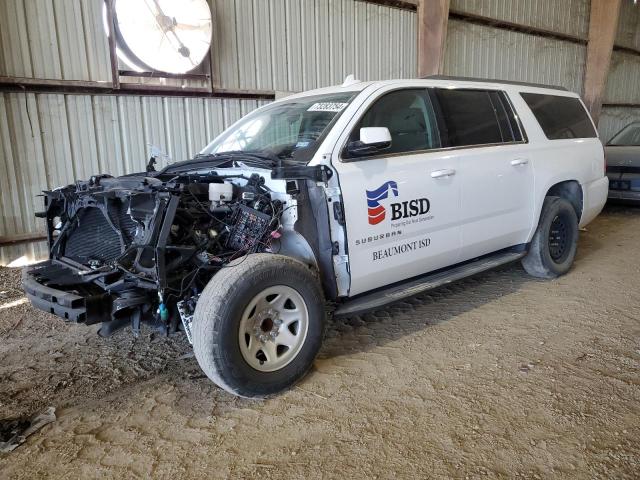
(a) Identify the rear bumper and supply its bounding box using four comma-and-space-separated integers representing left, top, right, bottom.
580, 176, 608, 226
22, 261, 87, 322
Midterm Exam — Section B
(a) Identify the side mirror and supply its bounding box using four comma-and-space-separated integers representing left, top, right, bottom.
346, 127, 392, 157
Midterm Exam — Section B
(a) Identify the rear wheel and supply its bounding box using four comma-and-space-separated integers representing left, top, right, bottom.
192, 254, 325, 398
522, 196, 579, 279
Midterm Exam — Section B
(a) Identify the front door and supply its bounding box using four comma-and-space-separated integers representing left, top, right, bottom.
332, 87, 462, 296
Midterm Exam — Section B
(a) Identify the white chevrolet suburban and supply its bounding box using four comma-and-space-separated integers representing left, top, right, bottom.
23, 76, 608, 397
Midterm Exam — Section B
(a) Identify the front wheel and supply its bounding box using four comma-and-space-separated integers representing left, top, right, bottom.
192, 254, 326, 398
522, 196, 579, 279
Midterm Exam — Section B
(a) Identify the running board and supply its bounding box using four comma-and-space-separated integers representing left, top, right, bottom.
334, 250, 525, 317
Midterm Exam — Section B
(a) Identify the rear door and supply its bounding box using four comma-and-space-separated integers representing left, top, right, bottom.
429, 88, 535, 260
332, 86, 462, 296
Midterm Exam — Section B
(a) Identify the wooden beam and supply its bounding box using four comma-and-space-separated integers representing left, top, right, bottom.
0, 77, 276, 100
358, 0, 417, 10
0, 233, 47, 246
417, 0, 450, 77
583, 0, 622, 124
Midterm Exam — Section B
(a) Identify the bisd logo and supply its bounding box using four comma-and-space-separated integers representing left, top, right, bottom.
366, 180, 430, 225
366, 181, 398, 225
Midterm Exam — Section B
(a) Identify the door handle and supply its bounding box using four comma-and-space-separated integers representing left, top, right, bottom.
431, 168, 456, 179
510, 158, 529, 166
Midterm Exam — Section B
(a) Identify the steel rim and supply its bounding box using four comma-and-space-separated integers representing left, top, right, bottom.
238, 285, 309, 372
548, 213, 570, 262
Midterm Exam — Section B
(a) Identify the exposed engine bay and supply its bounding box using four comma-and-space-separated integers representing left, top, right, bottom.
22, 162, 326, 339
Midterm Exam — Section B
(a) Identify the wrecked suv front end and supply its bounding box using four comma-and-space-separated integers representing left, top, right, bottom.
22, 165, 303, 338
21, 87, 357, 398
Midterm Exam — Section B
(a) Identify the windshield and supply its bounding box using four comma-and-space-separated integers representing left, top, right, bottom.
609, 122, 640, 146
201, 92, 356, 163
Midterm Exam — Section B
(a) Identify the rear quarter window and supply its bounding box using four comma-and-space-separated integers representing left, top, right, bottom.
520, 92, 597, 140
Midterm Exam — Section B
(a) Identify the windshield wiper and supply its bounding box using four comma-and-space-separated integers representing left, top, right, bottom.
159, 151, 278, 175
195, 150, 279, 164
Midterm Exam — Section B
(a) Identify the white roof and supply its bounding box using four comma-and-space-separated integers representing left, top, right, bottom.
279, 76, 579, 103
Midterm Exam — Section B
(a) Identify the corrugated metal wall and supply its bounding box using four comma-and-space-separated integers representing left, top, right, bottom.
445, 0, 590, 94
0, 93, 268, 265
0, 0, 111, 81
210, 0, 416, 91
450, 0, 591, 39
444, 19, 586, 94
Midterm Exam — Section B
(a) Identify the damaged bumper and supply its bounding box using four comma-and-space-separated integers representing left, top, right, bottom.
22, 262, 88, 322
22, 260, 136, 334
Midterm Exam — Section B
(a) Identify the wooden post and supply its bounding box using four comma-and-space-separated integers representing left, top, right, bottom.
417, 0, 450, 77
583, 0, 622, 124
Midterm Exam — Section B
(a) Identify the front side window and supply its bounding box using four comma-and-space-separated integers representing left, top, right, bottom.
520, 92, 597, 140
608, 122, 640, 146
347, 89, 441, 157
432, 88, 521, 147
202, 92, 356, 163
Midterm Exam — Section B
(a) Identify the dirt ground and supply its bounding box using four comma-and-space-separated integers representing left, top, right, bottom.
0, 205, 638, 479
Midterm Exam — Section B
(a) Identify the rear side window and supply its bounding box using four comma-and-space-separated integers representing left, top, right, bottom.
520, 93, 597, 140
431, 89, 523, 147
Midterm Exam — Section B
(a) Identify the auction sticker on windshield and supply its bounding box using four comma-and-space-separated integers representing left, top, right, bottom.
307, 102, 349, 112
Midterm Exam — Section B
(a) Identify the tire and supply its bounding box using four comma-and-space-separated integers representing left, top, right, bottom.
192, 254, 326, 398
522, 196, 579, 279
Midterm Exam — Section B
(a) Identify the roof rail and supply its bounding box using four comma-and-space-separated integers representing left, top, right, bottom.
421, 75, 568, 92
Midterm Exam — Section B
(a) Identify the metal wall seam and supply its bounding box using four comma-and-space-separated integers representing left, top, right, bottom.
328, 0, 343, 85
0, 94, 21, 236
141, 96, 168, 168
269, 0, 288, 92
203, 98, 225, 147
92, 95, 125, 176
184, 98, 208, 160
450, 0, 590, 40
117, 96, 146, 174
80, 0, 112, 82
162, 97, 188, 165
236, 0, 258, 90
300, 0, 318, 91
0, 0, 33, 78
253, 0, 274, 91
67, 95, 101, 180
36, 94, 74, 188
2, 93, 48, 236
286, 0, 304, 92
25, 0, 63, 79
316, 0, 332, 87
354, 1, 368, 81
53, 0, 91, 81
